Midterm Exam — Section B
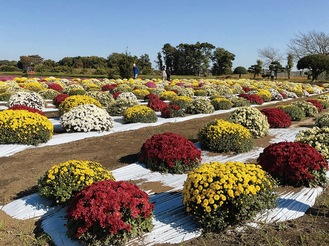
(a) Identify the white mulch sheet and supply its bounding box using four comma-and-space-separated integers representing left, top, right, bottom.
1, 99, 329, 245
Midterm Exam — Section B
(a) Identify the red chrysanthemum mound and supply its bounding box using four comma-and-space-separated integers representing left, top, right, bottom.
147, 95, 168, 111
257, 142, 328, 187
48, 83, 63, 92
260, 108, 292, 128
306, 99, 324, 112
238, 93, 264, 104
140, 132, 202, 173
8, 105, 45, 116
53, 93, 69, 107
101, 83, 117, 93
66, 180, 154, 246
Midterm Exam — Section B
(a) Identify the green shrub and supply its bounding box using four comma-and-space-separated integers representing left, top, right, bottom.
0, 92, 12, 101
315, 112, 329, 127
198, 119, 254, 153
292, 101, 318, 117
106, 99, 138, 116
86, 91, 115, 108
210, 97, 233, 110
39, 89, 60, 100
230, 96, 250, 107
193, 89, 207, 96
278, 104, 305, 121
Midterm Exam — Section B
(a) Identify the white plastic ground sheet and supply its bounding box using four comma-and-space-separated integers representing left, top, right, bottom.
1, 99, 329, 245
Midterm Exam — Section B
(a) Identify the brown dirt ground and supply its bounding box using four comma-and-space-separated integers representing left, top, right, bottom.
0, 94, 329, 245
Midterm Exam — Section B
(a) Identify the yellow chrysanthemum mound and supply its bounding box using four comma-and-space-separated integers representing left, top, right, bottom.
0, 109, 53, 145
58, 95, 102, 116
38, 160, 116, 204
123, 105, 157, 123
183, 161, 277, 232
198, 119, 254, 153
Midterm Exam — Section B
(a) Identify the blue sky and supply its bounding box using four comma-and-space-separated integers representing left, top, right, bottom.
1, 0, 329, 69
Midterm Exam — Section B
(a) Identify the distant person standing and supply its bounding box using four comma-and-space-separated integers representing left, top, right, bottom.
166, 67, 171, 81
162, 66, 167, 81
133, 63, 139, 79
270, 70, 275, 81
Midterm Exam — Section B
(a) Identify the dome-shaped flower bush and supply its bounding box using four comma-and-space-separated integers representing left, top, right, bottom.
85, 91, 115, 108
48, 82, 63, 92
132, 89, 150, 99
68, 87, 86, 96
58, 95, 102, 116
198, 119, 254, 153
60, 104, 114, 132
182, 161, 277, 232
230, 96, 250, 107
140, 132, 201, 173
228, 106, 269, 138
66, 180, 154, 246
8, 91, 46, 111
315, 112, 329, 127
292, 101, 318, 117
23, 81, 45, 92
278, 104, 305, 121
256, 89, 272, 102
260, 107, 291, 128
0, 109, 53, 145
160, 104, 185, 118
210, 97, 233, 110
186, 97, 215, 114
39, 89, 60, 100
306, 99, 324, 112
159, 90, 178, 101
53, 93, 69, 107
0, 92, 12, 101
112, 83, 133, 93
123, 105, 157, 123
106, 98, 138, 116
295, 127, 329, 159
170, 95, 192, 109
194, 89, 207, 96
116, 91, 138, 102
257, 142, 328, 187
238, 93, 264, 105
38, 160, 115, 204
147, 96, 168, 111
8, 105, 45, 116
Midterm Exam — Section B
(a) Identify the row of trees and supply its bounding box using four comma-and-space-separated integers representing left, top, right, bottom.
1, 31, 329, 80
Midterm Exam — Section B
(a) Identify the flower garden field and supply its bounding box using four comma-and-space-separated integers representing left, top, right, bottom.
0, 76, 329, 245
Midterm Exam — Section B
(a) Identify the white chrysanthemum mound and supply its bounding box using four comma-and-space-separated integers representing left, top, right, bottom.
228, 106, 270, 138
116, 92, 138, 102
8, 91, 46, 110
60, 104, 114, 132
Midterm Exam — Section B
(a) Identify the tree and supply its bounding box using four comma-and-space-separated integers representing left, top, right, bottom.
155, 52, 163, 71
162, 43, 176, 72
107, 51, 136, 79
258, 47, 283, 66
286, 53, 294, 79
233, 66, 248, 78
137, 54, 153, 75
248, 60, 263, 78
211, 48, 235, 75
269, 61, 284, 79
17, 55, 43, 71
297, 54, 329, 81
288, 31, 329, 60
